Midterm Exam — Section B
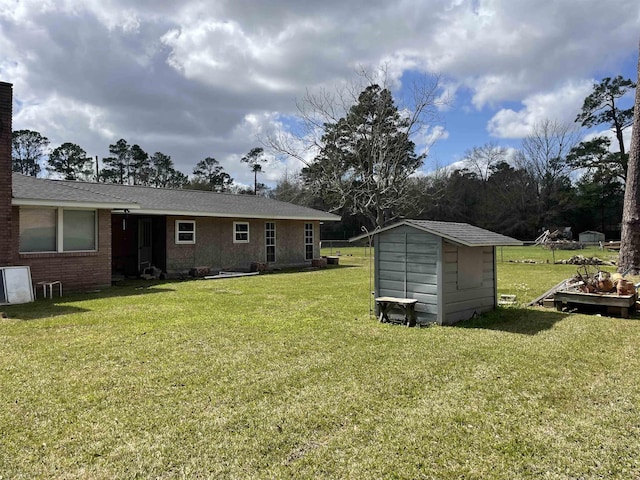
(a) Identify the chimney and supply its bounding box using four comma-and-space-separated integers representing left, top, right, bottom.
0, 82, 13, 266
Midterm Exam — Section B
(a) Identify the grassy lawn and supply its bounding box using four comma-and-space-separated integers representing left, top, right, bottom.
1, 246, 639, 478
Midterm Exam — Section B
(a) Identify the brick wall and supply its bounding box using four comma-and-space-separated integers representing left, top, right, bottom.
16, 209, 113, 292
165, 217, 319, 274
0, 82, 13, 267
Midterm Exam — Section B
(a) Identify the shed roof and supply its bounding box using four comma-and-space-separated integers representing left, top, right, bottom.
12, 173, 340, 221
351, 219, 522, 247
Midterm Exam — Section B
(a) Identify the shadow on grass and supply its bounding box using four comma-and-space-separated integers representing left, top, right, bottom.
458, 306, 569, 335
4, 283, 177, 321
265, 264, 362, 275
2, 265, 360, 321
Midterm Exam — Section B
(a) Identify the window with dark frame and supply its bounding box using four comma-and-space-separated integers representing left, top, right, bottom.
265, 222, 276, 263
304, 222, 314, 260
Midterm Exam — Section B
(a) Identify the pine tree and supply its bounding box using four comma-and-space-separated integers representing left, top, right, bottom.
302, 84, 423, 228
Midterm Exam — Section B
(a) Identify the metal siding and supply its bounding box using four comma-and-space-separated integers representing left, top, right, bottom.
375, 226, 439, 324
444, 245, 496, 324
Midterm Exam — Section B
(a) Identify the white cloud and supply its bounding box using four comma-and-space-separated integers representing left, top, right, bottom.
1, 0, 638, 181
487, 79, 593, 138
14, 93, 114, 149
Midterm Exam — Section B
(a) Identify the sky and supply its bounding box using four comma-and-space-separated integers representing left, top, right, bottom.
1, 0, 639, 189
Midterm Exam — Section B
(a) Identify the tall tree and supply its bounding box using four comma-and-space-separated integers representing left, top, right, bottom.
567, 137, 625, 183
618, 45, 640, 273
130, 144, 150, 185
301, 84, 428, 228
192, 156, 233, 192
150, 151, 188, 188
266, 68, 444, 229
485, 161, 539, 238
101, 139, 131, 184
12, 129, 49, 177
241, 147, 267, 195
576, 75, 636, 177
461, 142, 508, 225
47, 142, 92, 180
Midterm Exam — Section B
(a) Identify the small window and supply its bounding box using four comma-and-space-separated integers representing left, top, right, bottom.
176, 220, 196, 244
234, 222, 250, 243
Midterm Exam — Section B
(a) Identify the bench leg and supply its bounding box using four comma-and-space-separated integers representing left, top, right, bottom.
378, 303, 390, 323
407, 307, 416, 327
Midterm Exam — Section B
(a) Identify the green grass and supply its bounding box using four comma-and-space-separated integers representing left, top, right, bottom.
1, 246, 639, 479
496, 245, 622, 303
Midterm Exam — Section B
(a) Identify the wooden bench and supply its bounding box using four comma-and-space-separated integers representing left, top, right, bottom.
375, 297, 418, 327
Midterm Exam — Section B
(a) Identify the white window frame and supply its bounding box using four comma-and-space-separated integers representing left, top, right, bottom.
304, 222, 314, 261
234, 222, 250, 244
19, 207, 98, 254
265, 222, 276, 263
175, 220, 196, 244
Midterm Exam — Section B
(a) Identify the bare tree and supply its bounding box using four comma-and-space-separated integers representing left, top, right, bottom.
515, 119, 581, 229
462, 142, 508, 182
461, 142, 508, 224
619, 43, 640, 273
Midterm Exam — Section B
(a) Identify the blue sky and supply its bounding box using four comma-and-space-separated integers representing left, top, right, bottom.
1, 0, 638, 187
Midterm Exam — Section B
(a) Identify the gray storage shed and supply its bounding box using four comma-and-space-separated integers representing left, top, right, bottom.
355, 220, 522, 325
578, 230, 605, 244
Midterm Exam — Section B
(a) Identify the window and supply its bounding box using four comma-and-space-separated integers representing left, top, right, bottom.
304, 223, 314, 261
265, 222, 276, 263
63, 210, 96, 251
175, 220, 196, 244
19, 208, 56, 252
234, 222, 250, 243
19, 207, 97, 253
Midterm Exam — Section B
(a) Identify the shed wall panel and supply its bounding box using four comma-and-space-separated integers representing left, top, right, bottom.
443, 245, 496, 324
375, 226, 440, 325
379, 279, 437, 295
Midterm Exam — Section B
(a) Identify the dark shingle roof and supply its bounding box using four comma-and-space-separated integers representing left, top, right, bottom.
12, 174, 137, 208
404, 220, 522, 246
350, 219, 522, 246
12, 174, 340, 221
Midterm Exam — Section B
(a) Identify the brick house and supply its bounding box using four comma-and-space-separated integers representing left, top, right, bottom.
0, 82, 339, 292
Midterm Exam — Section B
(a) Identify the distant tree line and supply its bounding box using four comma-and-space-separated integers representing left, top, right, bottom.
11, 73, 635, 240
11, 132, 268, 194
266, 74, 635, 241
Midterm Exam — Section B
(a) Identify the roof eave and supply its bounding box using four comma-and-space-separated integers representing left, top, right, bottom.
348, 220, 523, 246
114, 208, 340, 221
13, 199, 140, 210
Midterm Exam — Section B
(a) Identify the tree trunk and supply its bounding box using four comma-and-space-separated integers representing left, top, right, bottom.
618, 42, 640, 273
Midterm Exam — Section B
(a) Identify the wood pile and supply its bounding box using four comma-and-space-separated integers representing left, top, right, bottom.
566, 267, 636, 295
528, 266, 638, 307
556, 255, 615, 266
536, 228, 582, 249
